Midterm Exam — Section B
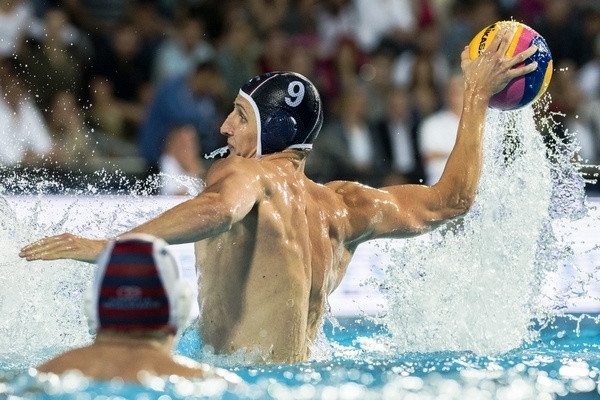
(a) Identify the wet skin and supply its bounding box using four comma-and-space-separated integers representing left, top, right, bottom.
20, 25, 537, 363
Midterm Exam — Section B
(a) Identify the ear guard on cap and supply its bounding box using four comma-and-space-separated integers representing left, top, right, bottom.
84, 233, 193, 334
261, 109, 299, 154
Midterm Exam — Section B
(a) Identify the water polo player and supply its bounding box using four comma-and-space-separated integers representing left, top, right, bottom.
36, 233, 241, 384
21, 24, 539, 364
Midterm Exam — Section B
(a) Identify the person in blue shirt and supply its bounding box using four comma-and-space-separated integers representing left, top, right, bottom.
138, 59, 226, 174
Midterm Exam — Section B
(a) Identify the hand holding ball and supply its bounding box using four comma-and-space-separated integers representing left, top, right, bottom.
468, 21, 553, 111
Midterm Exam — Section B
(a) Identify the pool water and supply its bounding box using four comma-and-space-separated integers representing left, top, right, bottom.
2, 314, 599, 399
1, 100, 599, 399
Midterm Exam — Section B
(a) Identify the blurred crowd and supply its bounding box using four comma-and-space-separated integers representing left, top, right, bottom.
1, 0, 599, 194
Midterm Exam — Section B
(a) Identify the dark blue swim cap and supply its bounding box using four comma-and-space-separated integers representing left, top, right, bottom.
239, 71, 323, 157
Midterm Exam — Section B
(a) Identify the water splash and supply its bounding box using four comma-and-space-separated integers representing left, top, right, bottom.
0, 170, 186, 371
369, 101, 588, 355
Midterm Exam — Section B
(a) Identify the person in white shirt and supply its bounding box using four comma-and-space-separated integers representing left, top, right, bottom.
419, 73, 464, 185
159, 124, 205, 196
0, 60, 52, 166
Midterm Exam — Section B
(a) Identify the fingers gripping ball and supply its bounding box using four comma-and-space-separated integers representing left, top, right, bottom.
469, 21, 553, 110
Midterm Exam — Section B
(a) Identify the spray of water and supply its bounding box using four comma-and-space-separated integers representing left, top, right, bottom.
0, 171, 187, 371
0, 94, 594, 370
366, 98, 588, 355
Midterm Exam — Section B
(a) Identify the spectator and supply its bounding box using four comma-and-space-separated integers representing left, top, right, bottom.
277, 0, 318, 36
152, 14, 215, 84
374, 85, 425, 186
392, 22, 450, 96
45, 90, 101, 170
0, 0, 34, 58
353, 0, 416, 55
59, 0, 129, 35
20, 7, 89, 111
313, 0, 357, 60
88, 19, 155, 143
319, 36, 369, 110
361, 48, 396, 122
215, 7, 260, 103
531, 0, 587, 67
246, 0, 291, 37
138, 59, 226, 175
306, 83, 387, 186
577, 5, 600, 67
578, 34, 600, 102
550, 60, 600, 192
159, 124, 205, 196
257, 28, 290, 75
127, 0, 170, 54
442, 0, 501, 68
0, 59, 52, 167
36, 233, 242, 386
407, 54, 443, 126
418, 73, 464, 185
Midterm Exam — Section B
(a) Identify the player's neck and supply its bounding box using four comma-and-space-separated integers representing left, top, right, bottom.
94, 332, 171, 352
264, 149, 307, 170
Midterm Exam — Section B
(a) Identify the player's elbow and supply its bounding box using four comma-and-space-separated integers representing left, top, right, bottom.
450, 192, 475, 217
436, 192, 474, 222
458, 192, 476, 213
434, 182, 476, 218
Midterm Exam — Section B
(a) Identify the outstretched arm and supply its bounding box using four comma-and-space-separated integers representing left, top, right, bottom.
342, 24, 539, 242
19, 157, 263, 262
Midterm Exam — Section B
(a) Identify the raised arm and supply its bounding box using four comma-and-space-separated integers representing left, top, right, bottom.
19, 157, 263, 262
342, 25, 539, 242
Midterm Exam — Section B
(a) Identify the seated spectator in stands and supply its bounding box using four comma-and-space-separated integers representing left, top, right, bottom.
152, 13, 215, 84
374, 86, 425, 186
159, 124, 205, 196
0, 0, 34, 58
36, 233, 242, 387
550, 60, 600, 193
45, 90, 101, 170
0, 59, 52, 167
306, 83, 387, 186
58, 0, 129, 36
418, 73, 464, 185
20, 7, 90, 111
579, 34, 600, 102
88, 19, 155, 143
246, 0, 291, 37
319, 36, 369, 109
361, 48, 395, 122
353, 0, 416, 55
531, 0, 587, 67
214, 8, 260, 102
257, 28, 290, 75
407, 55, 442, 125
138, 58, 226, 175
313, 0, 357, 61
391, 22, 449, 98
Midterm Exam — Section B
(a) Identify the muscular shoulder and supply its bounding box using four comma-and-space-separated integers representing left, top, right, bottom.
325, 180, 386, 208
323, 180, 398, 243
204, 156, 266, 190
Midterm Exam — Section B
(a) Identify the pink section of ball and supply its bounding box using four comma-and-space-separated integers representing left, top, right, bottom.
490, 75, 526, 110
489, 25, 537, 110
511, 26, 536, 56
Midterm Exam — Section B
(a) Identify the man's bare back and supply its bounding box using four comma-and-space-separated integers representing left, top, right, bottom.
20, 28, 539, 364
